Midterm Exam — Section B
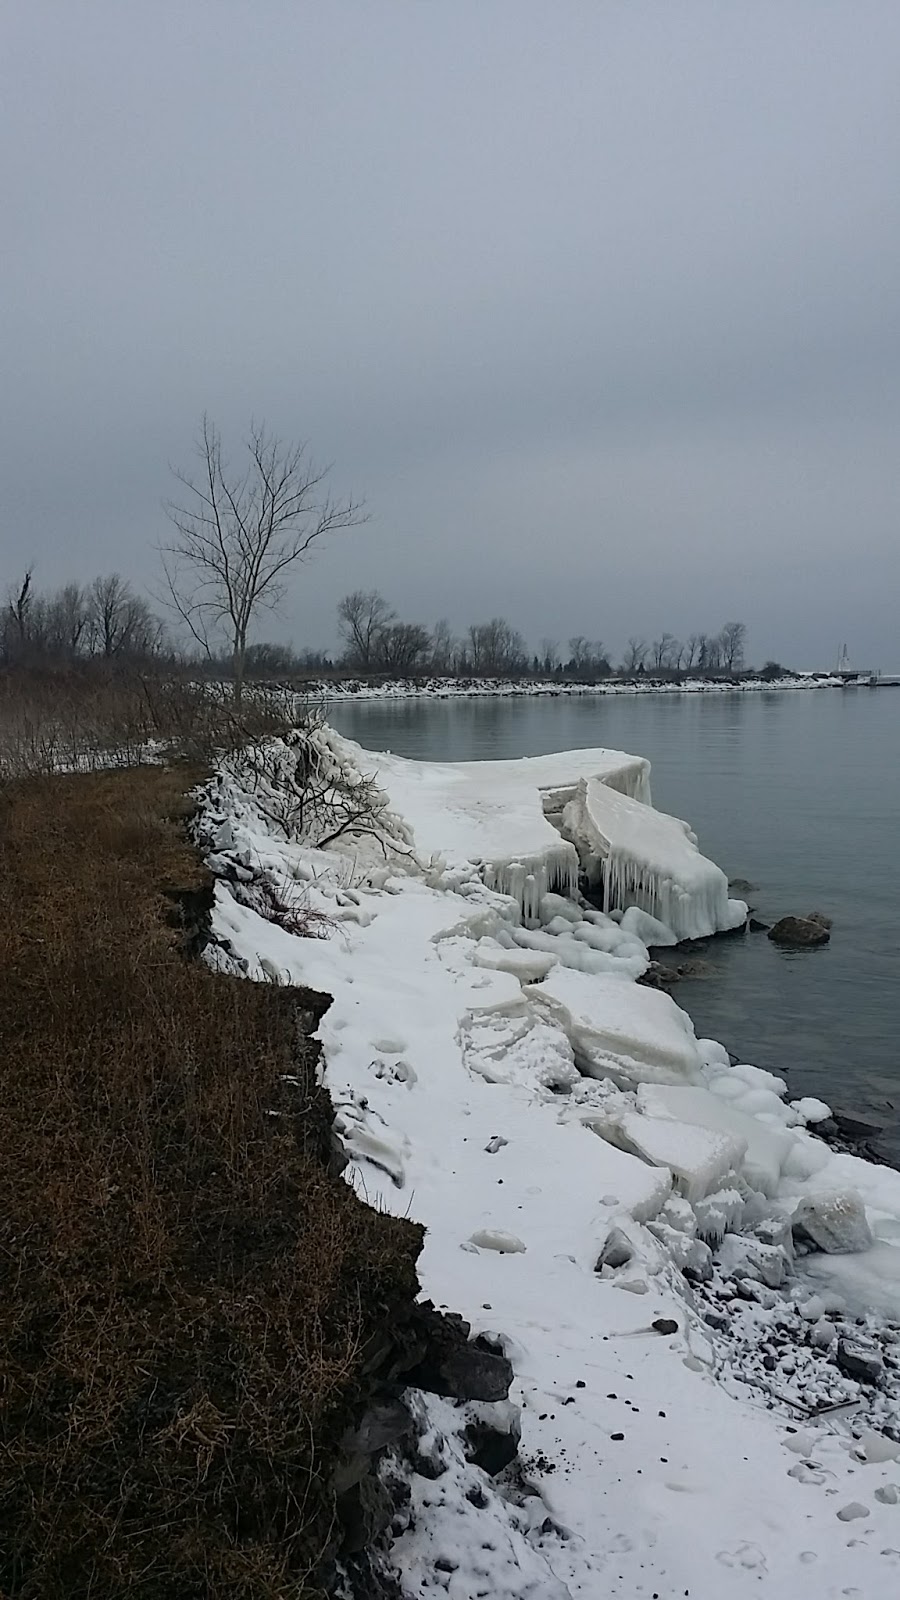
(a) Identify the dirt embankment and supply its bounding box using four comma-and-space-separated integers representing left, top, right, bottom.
0, 766, 505, 1598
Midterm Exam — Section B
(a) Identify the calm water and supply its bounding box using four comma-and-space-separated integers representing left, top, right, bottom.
330, 690, 900, 1159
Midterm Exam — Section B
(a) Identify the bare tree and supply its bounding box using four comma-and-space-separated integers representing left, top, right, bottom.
161, 417, 365, 706
337, 589, 395, 669
623, 636, 648, 673
567, 636, 609, 677
45, 583, 88, 658
374, 621, 431, 676
719, 620, 747, 673
651, 633, 680, 672
430, 618, 457, 675
3, 571, 34, 661
683, 633, 701, 672
88, 574, 162, 658
467, 618, 526, 676
540, 638, 560, 674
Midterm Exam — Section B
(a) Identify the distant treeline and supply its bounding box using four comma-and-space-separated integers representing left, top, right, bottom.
3, 572, 786, 681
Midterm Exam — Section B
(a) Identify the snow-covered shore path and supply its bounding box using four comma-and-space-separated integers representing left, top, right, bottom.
196, 726, 900, 1598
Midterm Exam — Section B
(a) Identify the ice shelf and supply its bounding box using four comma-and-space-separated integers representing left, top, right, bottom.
356, 737, 745, 938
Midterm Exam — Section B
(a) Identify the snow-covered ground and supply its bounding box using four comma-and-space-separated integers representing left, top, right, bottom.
196, 726, 900, 1599
297, 673, 845, 702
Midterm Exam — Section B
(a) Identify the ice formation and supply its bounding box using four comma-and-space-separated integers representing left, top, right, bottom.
561, 775, 747, 941
360, 737, 745, 938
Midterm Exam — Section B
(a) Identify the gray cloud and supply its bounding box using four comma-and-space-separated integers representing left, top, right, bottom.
3, 0, 899, 667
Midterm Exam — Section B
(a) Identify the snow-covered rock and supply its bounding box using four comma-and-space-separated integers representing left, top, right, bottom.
792, 1188, 874, 1254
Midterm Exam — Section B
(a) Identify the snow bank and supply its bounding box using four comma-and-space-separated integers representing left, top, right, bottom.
194, 724, 900, 1600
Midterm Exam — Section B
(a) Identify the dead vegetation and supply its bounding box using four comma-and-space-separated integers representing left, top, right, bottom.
0, 664, 297, 779
0, 764, 422, 1597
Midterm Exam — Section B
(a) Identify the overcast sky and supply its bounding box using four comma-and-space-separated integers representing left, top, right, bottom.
4, 1, 899, 667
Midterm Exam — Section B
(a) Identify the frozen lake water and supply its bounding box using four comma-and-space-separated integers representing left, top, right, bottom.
330, 687, 900, 1160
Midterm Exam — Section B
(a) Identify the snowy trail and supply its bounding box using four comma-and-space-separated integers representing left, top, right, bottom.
197, 728, 900, 1599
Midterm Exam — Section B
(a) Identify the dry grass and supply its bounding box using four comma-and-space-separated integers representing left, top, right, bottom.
0, 765, 422, 1598
0, 665, 296, 778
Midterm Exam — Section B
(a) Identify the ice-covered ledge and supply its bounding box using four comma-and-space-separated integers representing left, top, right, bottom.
354, 738, 746, 940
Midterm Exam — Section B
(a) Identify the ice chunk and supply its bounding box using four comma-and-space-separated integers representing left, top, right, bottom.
792, 1189, 874, 1254
637, 1082, 795, 1196
469, 1229, 527, 1253
561, 776, 748, 941
539, 892, 581, 924
473, 939, 557, 981
693, 1187, 745, 1246
528, 968, 705, 1086
792, 1096, 832, 1124
699, 1039, 731, 1070
619, 905, 678, 946
717, 1232, 790, 1288
611, 1110, 745, 1203
803, 1242, 900, 1319
728, 1063, 789, 1098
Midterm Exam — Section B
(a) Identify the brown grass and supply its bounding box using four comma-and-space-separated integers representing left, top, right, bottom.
0, 664, 296, 778
0, 765, 422, 1598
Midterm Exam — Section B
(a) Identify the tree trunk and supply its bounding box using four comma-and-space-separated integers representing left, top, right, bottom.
232, 637, 245, 711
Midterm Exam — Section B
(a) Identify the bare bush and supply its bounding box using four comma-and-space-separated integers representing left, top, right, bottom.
236, 723, 402, 856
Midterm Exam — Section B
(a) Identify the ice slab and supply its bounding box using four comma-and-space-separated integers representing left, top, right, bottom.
527, 967, 706, 1086
638, 1082, 796, 1197
562, 776, 748, 941
614, 1110, 746, 1202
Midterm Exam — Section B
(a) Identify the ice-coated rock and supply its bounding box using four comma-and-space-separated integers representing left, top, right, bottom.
619, 904, 678, 947
792, 1189, 873, 1254
716, 1232, 790, 1289
595, 1226, 635, 1272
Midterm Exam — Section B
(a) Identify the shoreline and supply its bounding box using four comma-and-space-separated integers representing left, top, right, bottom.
198, 726, 900, 1597
293, 671, 888, 701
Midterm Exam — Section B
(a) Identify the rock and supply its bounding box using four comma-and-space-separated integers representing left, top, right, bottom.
876, 1483, 900, 1504
806, 911, 833, 929
792, 1189, 873, 1254
768, 916, 830, 947
748, 917, 771, 932
464, 1400, 521, 1476
336, 1473, 395, 1554
837, 1337, 884, 1385
831, 1110, 885, 1143
406, 1326, 514, 1403
652, 1318, 679, 1335
595, 1227, 634, 1272
729, 878, 756, 894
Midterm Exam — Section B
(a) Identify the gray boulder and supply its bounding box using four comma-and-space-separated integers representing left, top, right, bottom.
792, 1189, 873, 1254
768, 916, 830, 947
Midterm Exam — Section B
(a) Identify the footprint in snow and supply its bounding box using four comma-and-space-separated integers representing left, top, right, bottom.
716, 1542, 767, 1572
